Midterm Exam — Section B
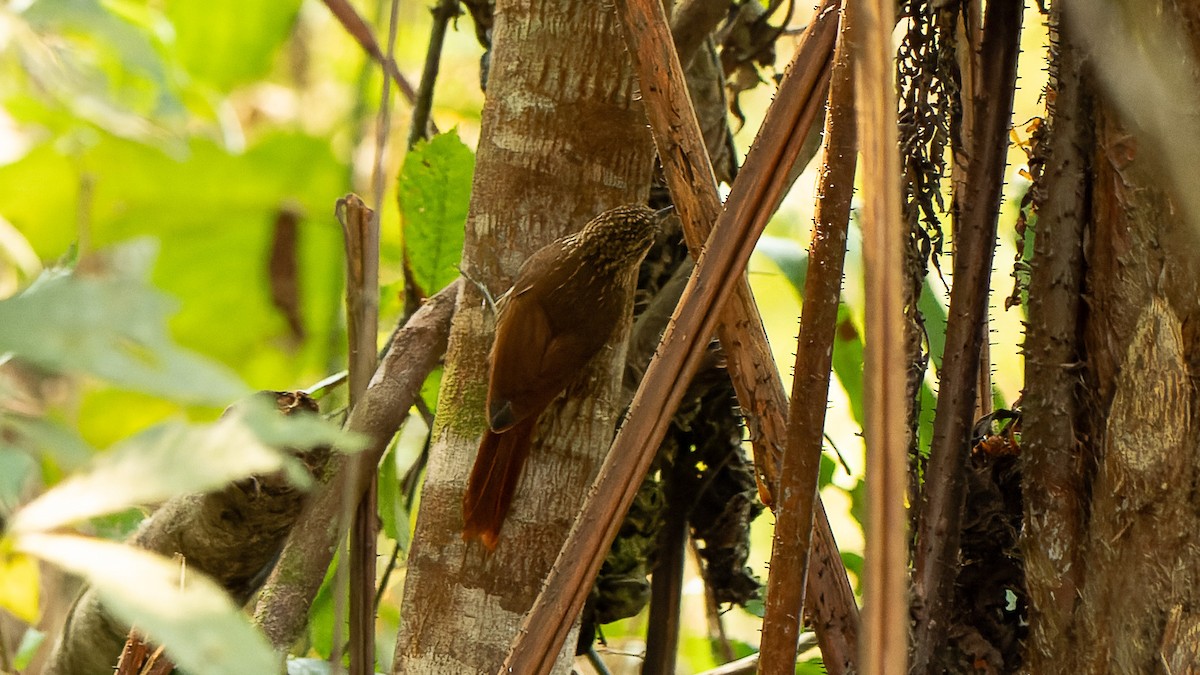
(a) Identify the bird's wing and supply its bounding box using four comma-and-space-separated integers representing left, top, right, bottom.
486, 288, 553, 430
486, 289, 608, 431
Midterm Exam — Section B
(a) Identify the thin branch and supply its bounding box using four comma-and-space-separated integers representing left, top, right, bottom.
854, 0, 908, 669
374, 423, 433, 613
695, 653, 758, 675
757, 2, 857, 672
910, 1, 1023, 669
372, 540, 402, 611
500, 1, 840, 669
407, 0, 460, 148
337, 194, 381, 675
252, 279, 460, 651
690, 537, 736, 664
642, 463, 689, 675
346, 0, 399, 666
320, 0, 440, 135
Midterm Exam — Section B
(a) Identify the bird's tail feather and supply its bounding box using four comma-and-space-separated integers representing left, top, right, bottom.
462, 417, 536, 550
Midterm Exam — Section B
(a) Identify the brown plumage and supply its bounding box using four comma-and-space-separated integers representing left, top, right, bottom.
462, 204, 662, 550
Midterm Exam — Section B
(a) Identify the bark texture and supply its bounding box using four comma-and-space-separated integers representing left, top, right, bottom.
1023, 1, 1200, 670
391, 0, 653, 671
1020, 6, 1089, 669
1067, 99, 1200, 674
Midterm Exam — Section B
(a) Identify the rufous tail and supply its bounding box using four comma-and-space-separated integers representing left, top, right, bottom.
462, 417, 536, 550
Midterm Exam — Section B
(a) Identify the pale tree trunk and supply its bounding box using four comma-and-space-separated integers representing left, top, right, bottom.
1023, 1, 1200, 671
392, 0, 654, 672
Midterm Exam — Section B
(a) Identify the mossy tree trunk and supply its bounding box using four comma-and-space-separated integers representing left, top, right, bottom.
392, 0, 654, 672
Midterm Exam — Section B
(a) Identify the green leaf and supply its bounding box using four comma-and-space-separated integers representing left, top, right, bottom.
757, 238, 866, 428
818, 452, 836, 488
916, 379, 937, 457
839, 550, 864, 582
0, 133, 350, 393
420, 367, 443, 415
306, 557, 339, 660
0, 240, 247, 404
165, 0, 303, 90
756, 235, 808, 291
831, 305, 865, 425
8, 404, 312, 534
17, 534, 280, 675
399, 131, 474, 296
378, 441, 403, 543
741, 596, 764, 618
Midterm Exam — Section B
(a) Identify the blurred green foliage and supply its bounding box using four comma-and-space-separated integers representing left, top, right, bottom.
0, 241, 351, 673
0, 0, 456, 669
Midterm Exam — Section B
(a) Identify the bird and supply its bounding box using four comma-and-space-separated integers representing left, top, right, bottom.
462, 204, 665, 550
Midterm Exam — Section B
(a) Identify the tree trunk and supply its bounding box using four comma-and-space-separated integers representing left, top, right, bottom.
392, 0, 654, 672
1024, 1, 1200, 671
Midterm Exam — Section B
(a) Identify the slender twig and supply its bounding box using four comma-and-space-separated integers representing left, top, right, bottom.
398, 0, 458, 316
348, 0, 399, 667
374, 425, 434, 613
690, 537, 736, 664
407, 0, 460, 148
320, 0, 434, 127
854, 0, 908, 669
911, 1, 1023, 669
694, 653, 758, 675
946, 0, 994, 426
413, 395, 435, 430
372, 0, 402, 217
401, 427, 433, 506
585, 646, 613, 675
373, 541, 402, 611
757, 3, 857, 672
337, 194, 381, 675
305, 370, 349, 398
325, 0, 385, 375
693, 634, 817, 675
642, 461, 689, 675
